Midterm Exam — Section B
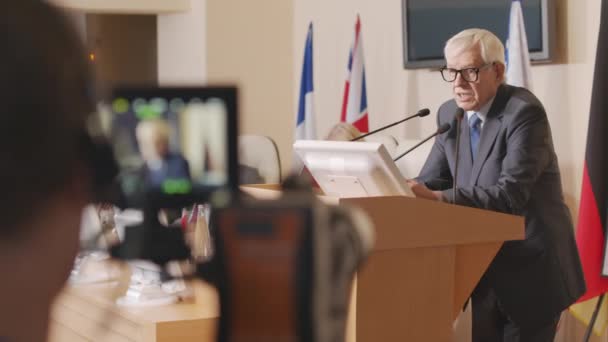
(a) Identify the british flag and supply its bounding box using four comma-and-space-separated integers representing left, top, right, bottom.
340, 15, 369, 133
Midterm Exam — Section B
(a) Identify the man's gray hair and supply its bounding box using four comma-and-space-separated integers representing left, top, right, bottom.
445, 28, 506, 68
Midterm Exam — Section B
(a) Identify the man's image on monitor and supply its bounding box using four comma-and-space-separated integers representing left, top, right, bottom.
106, 90, 232, 207
135, 118, 191, 187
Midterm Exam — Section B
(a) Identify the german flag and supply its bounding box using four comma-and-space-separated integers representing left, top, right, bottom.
570, 0, 608, 335
575, 0, 608, 303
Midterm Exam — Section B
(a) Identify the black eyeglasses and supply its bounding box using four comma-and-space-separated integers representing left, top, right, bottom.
440, 63, 494, 83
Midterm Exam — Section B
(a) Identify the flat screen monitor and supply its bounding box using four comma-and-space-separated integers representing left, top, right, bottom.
105, 87, 238, 208
294, 140, 413, 198
402, 0, 555, 69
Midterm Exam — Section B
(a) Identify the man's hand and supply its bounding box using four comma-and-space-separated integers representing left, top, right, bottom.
406, 180, 444, 201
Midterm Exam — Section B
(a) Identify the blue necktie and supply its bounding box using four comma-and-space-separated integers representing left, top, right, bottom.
469, 113, 481, 162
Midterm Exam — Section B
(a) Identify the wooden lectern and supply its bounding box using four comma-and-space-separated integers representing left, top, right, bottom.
243, 186, 524, 342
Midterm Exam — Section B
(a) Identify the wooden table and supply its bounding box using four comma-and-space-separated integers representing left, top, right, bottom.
49, 280, 218, 342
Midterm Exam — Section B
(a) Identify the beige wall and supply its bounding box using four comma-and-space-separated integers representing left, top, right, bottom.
206, 0, 294, 175
158, 0, 207, 85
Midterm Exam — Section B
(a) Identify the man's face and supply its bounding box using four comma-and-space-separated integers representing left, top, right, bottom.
139, 134, 169, 163
445, 44, 504, 111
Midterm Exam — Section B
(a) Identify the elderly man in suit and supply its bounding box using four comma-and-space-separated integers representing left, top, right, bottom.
408, 28, 585, 341
135, 118, 191, 187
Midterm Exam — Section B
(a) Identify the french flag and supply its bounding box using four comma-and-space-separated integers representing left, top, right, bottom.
340, 15, 369, 133
295, 23, 316, 141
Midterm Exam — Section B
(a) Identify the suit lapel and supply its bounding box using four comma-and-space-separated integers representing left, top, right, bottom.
469, 85, 510, 185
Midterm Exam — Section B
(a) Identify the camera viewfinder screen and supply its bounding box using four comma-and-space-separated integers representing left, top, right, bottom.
107, 88, 237, 207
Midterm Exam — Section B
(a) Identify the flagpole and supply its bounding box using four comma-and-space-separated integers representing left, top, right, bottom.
583, 294, 605, 342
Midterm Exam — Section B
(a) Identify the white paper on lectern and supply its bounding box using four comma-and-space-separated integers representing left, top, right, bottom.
293, 140, 413, 198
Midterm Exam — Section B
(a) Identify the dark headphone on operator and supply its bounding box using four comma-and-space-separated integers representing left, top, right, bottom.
78, 78, 121, 205
81, 129, 117, 186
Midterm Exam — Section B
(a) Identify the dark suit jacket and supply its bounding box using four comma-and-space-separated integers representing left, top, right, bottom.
417, 84, 585, 327
145, 153, 191, 187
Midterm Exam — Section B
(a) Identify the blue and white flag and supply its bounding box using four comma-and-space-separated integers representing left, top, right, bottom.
293, 23, 316, 171
295, 23, 316, 141
506, 0, 533, 89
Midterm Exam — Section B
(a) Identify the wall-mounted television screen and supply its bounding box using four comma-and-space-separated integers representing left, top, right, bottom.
402, 0, 555, 69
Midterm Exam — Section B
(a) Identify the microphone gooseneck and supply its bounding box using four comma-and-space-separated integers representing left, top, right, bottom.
351, 108, 430, 141
393, 123, 451, 162
452, 108, 465, 203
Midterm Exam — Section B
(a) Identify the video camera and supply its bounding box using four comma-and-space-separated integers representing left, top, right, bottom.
85, 86, 374, 342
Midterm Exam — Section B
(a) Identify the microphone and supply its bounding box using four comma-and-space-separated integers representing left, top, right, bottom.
393, 123, 451, 162
351, 108, 430, 141
452, 108, 465, 203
